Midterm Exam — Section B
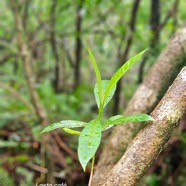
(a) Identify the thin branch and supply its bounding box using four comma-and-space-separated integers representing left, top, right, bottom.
0, 54, 14, 65
26, 163, 67, 179
22, 0, 31, 31
171, 0, 180, 35
54, 131, 78, 161
149, 0, 161, 48
138, 0, 180, 84
50, 0, 63, 92
158, 0, 180, 31
113, 0, 141, 114
0, 38, 17, 53
60, 38, 75, 68
138, 0, 161, 83
73, 0, 84, 89
0, 81, 35, 114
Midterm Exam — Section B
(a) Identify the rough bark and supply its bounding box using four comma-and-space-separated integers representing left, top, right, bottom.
98, 67, 186, 186
92, 24, 186, 185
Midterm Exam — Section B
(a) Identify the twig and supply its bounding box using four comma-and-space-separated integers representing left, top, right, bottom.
138, 0, 180, 84
50, 0, 63, 92
26, 163, 66, 179
113, 0, 141, 114
73, 0, 84, 89
0, 54, 14, 65
0, 81, 35, 114
51, 138, 69, 168
54, 131, 78, 161
158, 0, 180, 31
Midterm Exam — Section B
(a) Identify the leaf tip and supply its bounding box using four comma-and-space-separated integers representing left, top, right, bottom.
143, 48, 149, 56
87, 47, 92, 55
149, 116, 155, 121
78, 155, 87, 172
40, 129, 47, 134
82, 165, 86, 172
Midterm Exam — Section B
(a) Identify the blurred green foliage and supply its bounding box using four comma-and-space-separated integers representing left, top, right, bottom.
0, 0, 186, 185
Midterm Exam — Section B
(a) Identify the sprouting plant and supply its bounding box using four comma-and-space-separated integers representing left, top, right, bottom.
41, 48, 154, 184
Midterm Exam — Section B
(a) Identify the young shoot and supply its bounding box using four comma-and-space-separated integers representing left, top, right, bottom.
41, 48, 154, 174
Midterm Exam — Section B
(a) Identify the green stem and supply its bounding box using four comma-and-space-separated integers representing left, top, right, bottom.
88, 155, 95, 186
98, 104, 103, 120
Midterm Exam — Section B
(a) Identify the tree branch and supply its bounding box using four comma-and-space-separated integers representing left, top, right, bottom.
98, 66, 186, 185
50, 0, 64, 93
73, 0, 84, 89
92, 23, 186, 185
138, 0, 161, 83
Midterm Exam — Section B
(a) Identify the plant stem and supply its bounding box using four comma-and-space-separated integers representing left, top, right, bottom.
98, 104, 103, 120
88, 155, 95, 186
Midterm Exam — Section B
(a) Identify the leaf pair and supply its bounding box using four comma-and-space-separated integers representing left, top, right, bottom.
94, 80, 116, 108
77, 113, 154, 170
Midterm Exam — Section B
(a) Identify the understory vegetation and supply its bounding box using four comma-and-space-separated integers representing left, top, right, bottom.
0, 0, 186, 185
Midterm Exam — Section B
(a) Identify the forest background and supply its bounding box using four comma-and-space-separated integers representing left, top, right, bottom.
0, 0, 186, 186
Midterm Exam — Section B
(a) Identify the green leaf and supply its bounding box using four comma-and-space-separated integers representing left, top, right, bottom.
103, 114, 154, 129
103, 49, 147, 104
41, 120, 86, 133
63, 128, 81, 135
78, 119, 102, 171
94, 80, 116, 108
88, 48, 102, 106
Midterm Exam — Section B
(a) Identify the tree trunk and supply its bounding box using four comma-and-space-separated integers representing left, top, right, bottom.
113, 0, 141, 114
92, 23, 186, 185
9, 0, 55, 183
50, 0, 64, 93
149, 0, 160, 47
138, 0, 161, 83
98, 66, 186, 186
73, 0, 84, 89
